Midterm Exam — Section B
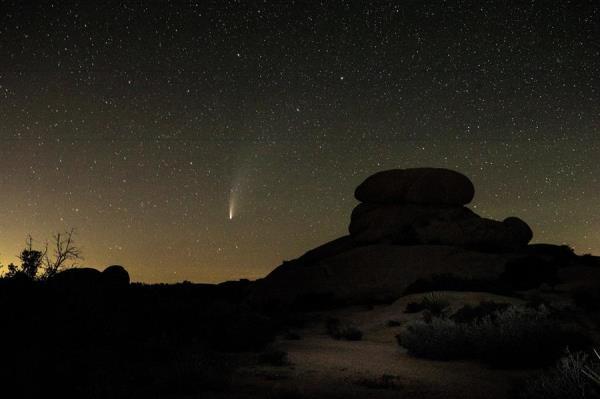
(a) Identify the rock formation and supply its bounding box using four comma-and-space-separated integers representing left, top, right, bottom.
349, 168, 532, 250
249, 168, 554, 308
49, 267, 102, 290
49, 265, 130, 291
354, 168, 475, 205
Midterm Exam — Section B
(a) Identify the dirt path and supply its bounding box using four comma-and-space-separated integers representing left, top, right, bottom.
235, 294, 532, 399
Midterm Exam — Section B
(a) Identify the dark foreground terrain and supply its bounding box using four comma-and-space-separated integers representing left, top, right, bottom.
2, 252, 600, 399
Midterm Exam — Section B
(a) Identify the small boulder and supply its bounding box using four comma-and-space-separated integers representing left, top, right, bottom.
100, 265, 130, 287
50, 267, 101, 290
355, 168, 475, 205
503, 217, 534, 247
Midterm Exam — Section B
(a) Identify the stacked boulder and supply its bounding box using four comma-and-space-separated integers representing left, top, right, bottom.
248, 168, 538, 308
350, 168, 532, 251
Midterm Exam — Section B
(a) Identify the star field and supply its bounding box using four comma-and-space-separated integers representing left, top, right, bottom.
0, 1, 598, 282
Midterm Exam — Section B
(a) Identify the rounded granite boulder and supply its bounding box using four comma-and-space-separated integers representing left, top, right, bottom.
349, 202, 479, 244
49, 267, 102, 291
354, 168, 475, 205
413, 215, 533, 251
100, 265, 130, 287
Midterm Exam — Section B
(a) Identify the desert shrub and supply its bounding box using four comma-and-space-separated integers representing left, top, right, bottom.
396, 317, 471, 360
398, 305, 590, 367
520, 350, 600, 399
451, 301, 511, 323
473, 306, 589, 367
584, 350, 600, 386
326, 318, 363, 341
404, 293, 450, 317
259, 349, 289, 366
523, 293, 553, 309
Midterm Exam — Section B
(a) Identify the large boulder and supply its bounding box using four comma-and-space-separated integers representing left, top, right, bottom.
249, 245, 520, 308
413, 216, 533, 251
355, 168, 475, 205
100, 265, 130, 287
349, 203, 532, 250
349, 203, 478, 243
49, 267, 102, 290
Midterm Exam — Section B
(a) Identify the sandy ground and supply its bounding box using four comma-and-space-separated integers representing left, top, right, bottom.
230, 292, 533, 399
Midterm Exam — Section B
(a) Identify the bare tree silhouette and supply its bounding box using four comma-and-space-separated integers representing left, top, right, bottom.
41, 229, 83, 279
1, 229, 83, 280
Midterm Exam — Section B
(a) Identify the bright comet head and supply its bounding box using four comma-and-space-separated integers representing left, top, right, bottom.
228, 195, 235, 220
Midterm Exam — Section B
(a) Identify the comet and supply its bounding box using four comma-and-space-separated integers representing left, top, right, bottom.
228, 187, 237, 220
228, 197, 235, 220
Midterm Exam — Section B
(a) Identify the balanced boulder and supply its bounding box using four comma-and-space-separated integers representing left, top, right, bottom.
354, 168, 475, 205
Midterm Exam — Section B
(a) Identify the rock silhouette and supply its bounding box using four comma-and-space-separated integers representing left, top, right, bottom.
354, 168, 475, 205
49, 267, 102, 290
350, 168, 532, 250
101, 265, 130, 287
49, 265, 130, 291
250, 168, 547, 307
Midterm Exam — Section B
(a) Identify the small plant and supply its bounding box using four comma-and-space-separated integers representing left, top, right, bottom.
520, 349, 600, 399
326, 318, 363, 341
582, 349, 600, 386
451, 301, 511, 323
396, 317, 470, 360
404, 293, 450, 317
19, 236, 44, 279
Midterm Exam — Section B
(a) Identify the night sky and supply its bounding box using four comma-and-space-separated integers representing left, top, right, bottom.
1, 1, 598, 283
